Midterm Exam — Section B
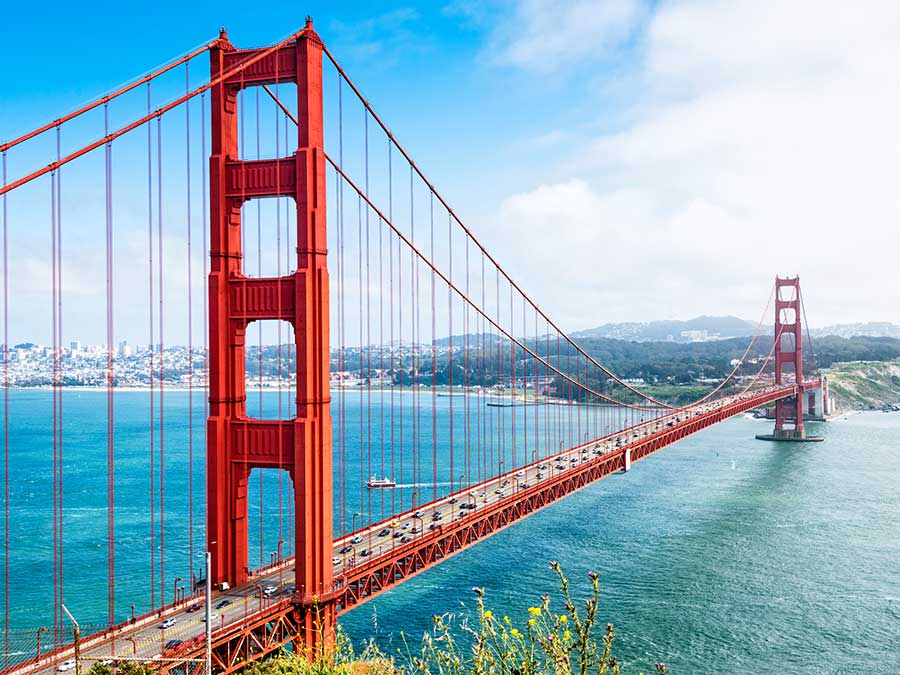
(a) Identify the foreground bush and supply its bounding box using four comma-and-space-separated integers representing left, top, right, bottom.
246, 562, 665, 675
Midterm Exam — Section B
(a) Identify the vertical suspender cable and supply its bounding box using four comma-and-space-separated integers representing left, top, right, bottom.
55, 125, 65, 635
200, 92, 209, 585
104, 102, 116, 626
146, 82, 156, 610
157, 115, 166, 605
430, 193, 436, 503
1, 149, 7, 667
185, 63, 195, 582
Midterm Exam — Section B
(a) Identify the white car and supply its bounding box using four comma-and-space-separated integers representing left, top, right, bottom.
332, 556, 342, 565
203, 613, 220, 622
159, 617, 176, 629
263, 585, 278, 596
515, 470, 525, 477
58, 661, 76, 672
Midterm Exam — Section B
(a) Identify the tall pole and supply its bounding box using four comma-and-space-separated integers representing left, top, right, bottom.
205, 552, 212, 675
61, 605, 80, 675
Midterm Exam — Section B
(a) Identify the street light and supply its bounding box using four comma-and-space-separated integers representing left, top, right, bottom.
173, 577, 183, 606
125, 636, 137, 655
36, 627, 48, 660
61, 604, 81, 675
352, 512, 362, 532
457, 473, 466, 491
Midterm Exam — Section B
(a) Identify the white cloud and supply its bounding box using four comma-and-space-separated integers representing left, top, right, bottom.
490, 0, 645, 73
486, 0, 900, 326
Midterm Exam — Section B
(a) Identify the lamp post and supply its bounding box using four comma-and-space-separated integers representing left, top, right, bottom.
61, 605, 81, 675
457, 473, 466, 491
352, 512, 361, 532
36, 627, 48, 660
173, 577, 183, 606
125, 636, 137, 655
254, 584, 264, 611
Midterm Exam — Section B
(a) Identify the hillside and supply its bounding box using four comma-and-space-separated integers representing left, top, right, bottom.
571, 315, 756, 342
824, 359, 900, 410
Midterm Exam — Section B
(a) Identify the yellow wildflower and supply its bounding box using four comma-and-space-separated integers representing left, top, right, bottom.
527, 618, 536, 627
503, 615, 510, 624
558, 615, 567, 624
510, 628, 522, 638
563, 630, 571, 641
483, 610, 493, 620
528, 607, 541, 617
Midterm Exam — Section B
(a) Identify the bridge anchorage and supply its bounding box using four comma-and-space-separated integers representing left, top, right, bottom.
756, 276, 825, 442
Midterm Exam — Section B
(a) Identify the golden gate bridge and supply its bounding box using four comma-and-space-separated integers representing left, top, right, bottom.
0, 20, 826, 675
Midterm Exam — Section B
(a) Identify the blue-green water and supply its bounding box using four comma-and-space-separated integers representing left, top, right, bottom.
3, 390, 900, 673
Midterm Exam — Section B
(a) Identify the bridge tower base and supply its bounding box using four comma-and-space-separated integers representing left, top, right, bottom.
756, 276, 823, 442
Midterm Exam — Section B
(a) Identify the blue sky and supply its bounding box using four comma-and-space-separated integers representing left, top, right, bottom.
2, 1, 898, 345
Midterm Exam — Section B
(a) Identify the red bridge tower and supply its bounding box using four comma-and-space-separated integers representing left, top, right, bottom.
757, 276, 823, 442
206, 19, 334, 643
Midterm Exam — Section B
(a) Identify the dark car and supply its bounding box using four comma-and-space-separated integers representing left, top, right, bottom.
429, 523, 441, 530
400, 535, 412, 543
378, 528, 391, 537
340, 545, 353, 553
185, 603, 202, 613
165, 639, 184, 651
360, 548, 372, 557
216, 599, 232, 609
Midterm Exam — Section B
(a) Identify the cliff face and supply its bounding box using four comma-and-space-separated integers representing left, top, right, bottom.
825, 359, 900, 410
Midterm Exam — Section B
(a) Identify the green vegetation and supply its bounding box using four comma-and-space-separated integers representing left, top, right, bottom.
246, 563, 663, 675
86, 566, 664, 675
825, 359, 900, 410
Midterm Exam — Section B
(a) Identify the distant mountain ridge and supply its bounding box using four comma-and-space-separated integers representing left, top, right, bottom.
571, 316, 757, 343
809, 322, 900, 340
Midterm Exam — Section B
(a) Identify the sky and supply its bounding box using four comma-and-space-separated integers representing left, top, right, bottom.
2, 0, 899, 345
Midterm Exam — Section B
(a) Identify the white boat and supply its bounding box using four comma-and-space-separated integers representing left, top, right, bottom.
366, 475, 396, 489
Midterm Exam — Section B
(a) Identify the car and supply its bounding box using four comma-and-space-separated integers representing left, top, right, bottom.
501, 480, 510, 487
340, 545, 353, 554
282, 586, 296, 596
432, 511, 442, 520
215, 599, 232, 609
494, 489, 503, 494
332, 556, 342, 565
429, 523, 440, 530
401, 522, 411, 529
393, 531, 404, 538
448, 497, 458, 504
411, 526, 421, 533
58, 661, 76, 672
351, 535, 363, 544
203, 613, 220, 622
538, 464, 548, 470
378, 528, 391, 537
263, 585, 278, 596
519, 482, 529, 488
159, 617, 176, 629
414, 510, 425, 517
165, 639, 184, 650
556, 464, 566, 470
536, 472, 545, 479
515, 470, 525, 477
400, 535, 412, 543
360, 548, 372, 557
186, 603, 202, 613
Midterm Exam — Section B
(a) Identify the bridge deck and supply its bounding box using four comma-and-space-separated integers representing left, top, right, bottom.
6, 384, 817, 675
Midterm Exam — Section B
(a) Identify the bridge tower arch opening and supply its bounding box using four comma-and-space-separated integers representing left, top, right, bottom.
206, 18, 334, 646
